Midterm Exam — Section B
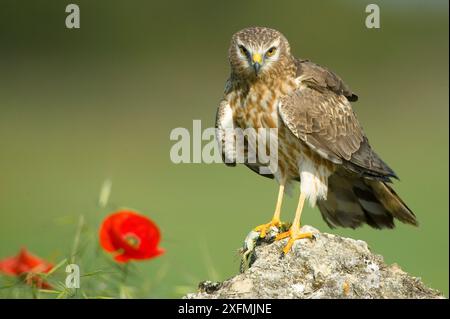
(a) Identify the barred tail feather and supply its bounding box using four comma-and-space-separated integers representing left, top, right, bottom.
368, 181, 418, 226
317, 170, 418, 229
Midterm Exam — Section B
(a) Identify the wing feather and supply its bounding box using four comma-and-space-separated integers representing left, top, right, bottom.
295, 58, 358, 102
215, 100, 236, 166
279, 60, 397, 181
215, 99, 275, 179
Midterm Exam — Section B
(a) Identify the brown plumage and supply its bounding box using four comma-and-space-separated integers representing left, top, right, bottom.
215, 27, 417, 249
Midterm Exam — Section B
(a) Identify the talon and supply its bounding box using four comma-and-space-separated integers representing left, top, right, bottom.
254, 218, 281, 238
275, 231, 290, 241
275, 228, 314, 255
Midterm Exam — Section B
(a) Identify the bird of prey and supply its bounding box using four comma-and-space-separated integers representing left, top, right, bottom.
215, 27, 417, 255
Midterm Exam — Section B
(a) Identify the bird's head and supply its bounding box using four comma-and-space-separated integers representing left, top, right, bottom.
229, 27, 292, 80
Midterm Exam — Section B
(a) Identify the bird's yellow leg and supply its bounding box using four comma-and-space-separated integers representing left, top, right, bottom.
254, 184, 285, 238
276, 192, 313, 255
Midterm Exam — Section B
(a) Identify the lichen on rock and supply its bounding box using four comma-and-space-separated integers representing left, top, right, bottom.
185, 226, 443, 299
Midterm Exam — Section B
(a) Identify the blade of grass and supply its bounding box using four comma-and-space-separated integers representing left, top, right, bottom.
38, 289, 61, 294
44, 258, 68, 277
71, 215, 85, 264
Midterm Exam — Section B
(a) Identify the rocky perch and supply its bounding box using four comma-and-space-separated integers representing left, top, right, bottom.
185, 226, 444, 299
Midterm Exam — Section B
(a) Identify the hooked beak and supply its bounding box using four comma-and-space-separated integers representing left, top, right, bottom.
253, 62, 261, 74
251, 53, 262, 74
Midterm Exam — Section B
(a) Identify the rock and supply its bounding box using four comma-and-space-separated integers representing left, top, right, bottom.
185, 225, 444, 299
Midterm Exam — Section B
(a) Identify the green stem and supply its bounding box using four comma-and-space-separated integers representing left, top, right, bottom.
121, 263, 129, 285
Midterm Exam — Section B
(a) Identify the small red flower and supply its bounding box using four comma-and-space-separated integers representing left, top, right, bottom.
0, 248, 53, 288
99, 210, 164, 262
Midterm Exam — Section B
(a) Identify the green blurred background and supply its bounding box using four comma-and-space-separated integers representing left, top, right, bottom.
0, 0, 448, 297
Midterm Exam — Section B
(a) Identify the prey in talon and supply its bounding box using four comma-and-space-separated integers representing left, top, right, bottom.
240, 222, 290, 272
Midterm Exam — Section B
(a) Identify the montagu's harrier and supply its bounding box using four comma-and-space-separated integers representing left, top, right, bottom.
215, 27, 417, 255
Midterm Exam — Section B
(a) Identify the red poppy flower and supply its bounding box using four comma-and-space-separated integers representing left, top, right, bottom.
0, 248, 53, 288
99, 210, 164, 262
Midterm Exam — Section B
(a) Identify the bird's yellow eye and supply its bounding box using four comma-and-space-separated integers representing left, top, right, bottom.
266, 47, 277, 57
239, 45, 248, 56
